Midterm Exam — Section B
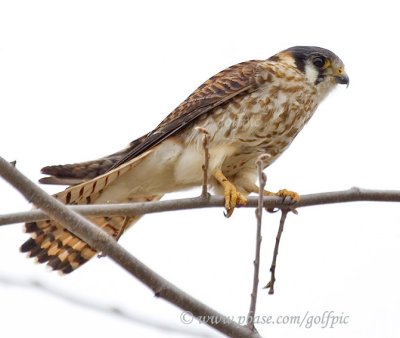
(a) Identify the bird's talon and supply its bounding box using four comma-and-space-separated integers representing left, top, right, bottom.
223, 186, 247, 217
266, 207, 279, 213
214, 170, 247, 217
224, 209, 233, 218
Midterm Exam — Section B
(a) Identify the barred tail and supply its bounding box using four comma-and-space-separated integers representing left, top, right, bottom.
21, 150, 161, 273
20, 195, 162, 274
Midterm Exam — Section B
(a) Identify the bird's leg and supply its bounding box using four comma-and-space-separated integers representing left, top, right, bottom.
214, 169, 247, 217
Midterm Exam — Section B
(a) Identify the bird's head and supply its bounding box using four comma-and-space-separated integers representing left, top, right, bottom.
270, 46, 349, 90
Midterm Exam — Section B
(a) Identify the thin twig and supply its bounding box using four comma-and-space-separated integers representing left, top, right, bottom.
0, 156, 261, 338
265, 209, 289, 294
3, 188, 400, 226
196, 127, 210, 199
247, 154, 268, 331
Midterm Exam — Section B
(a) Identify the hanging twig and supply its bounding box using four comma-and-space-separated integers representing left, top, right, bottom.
246, 154, 269, 331
265, 209, 290, 294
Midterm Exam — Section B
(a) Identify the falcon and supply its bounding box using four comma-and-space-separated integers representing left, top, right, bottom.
21, 46, 349, 273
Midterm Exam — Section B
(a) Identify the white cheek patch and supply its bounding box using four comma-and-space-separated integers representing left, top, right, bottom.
304, 63, 319, 84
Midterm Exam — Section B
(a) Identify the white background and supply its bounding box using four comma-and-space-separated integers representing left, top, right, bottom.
1, 1, 399, 337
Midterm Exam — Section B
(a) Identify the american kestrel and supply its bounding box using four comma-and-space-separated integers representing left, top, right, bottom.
21, 46, 349, 273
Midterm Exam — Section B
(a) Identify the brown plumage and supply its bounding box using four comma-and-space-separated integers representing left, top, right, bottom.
21, 46, 349, 273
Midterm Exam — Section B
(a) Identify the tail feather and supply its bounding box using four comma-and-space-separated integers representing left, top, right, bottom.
40, 158, 115, 185
21, 150, 163, 274
39, 135, 147, 185
52, 150, 152, 204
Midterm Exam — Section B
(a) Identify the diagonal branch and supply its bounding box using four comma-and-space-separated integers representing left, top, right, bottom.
0, 156, 261, 338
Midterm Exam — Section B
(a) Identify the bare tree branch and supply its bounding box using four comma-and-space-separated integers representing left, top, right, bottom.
247, 155, 268, 331
2, 188, 400, 227
3, 160, 400, 336
3, 157, 400, 336
265, 209, 290, 294
0, 156, 261, 338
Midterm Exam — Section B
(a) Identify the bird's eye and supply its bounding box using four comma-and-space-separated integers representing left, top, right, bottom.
313, 57, 325, 68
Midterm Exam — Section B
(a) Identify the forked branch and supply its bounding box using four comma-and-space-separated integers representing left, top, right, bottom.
4, 155, 400, 337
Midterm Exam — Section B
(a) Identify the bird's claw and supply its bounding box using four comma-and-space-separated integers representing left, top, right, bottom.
214, 169, 247, 217
263, 188, 299, 213
275, 189, 300, 202
223, 181, 247, 217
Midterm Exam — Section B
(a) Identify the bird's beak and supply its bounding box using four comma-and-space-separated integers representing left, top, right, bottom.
333, 67, 349, 87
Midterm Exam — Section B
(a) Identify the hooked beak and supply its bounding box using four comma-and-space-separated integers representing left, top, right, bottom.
334, 68, 349, 87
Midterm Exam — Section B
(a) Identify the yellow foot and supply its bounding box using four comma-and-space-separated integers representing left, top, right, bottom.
261, 188, 299, 213
249, 185, 300, 202
246, 183, 299, 211
214, 170, 247, 217
274, 189, 300, 202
